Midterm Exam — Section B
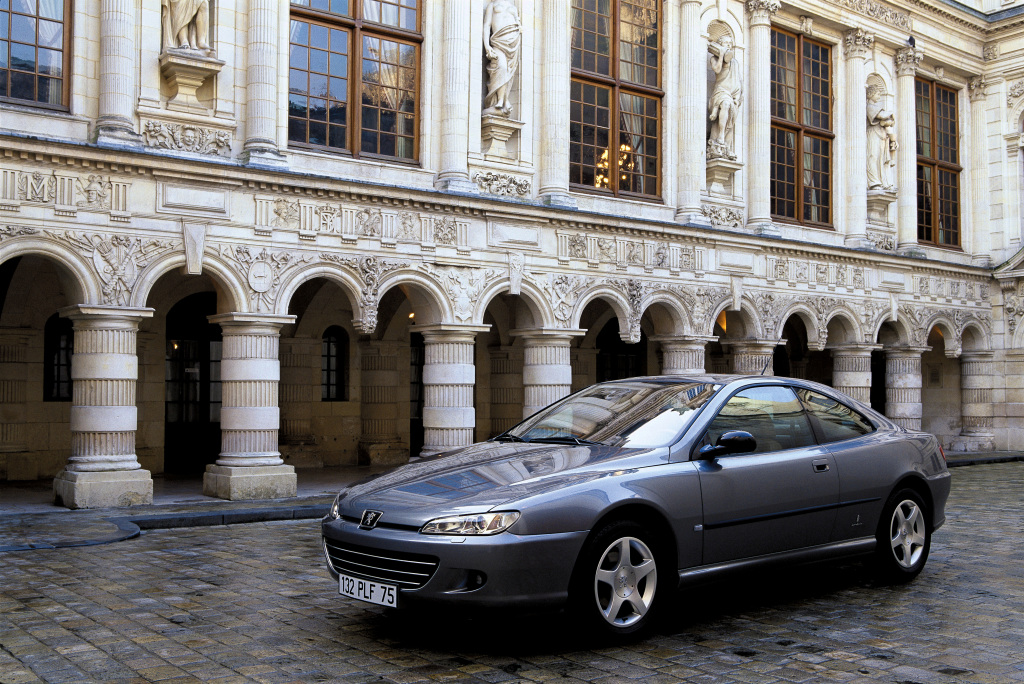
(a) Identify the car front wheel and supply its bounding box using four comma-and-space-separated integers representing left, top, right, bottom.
875, 488, 931, 583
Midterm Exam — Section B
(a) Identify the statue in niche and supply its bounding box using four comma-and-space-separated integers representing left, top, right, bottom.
482, 0, 521, 117
161, 0, 211, 53
707, 35, 741, 160
866, 84, 898, 190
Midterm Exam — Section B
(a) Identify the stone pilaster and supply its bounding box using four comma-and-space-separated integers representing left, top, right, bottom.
489, 346, 524, 435
241, 0, 285, 166
512, 329, 583, 418
676, 0, 707, 223
957, 351, 994, 450
844, 29, 873, 247
968, 78, 991, 266
417, 324, 488, 455
884, 347, 927, 431
830, 344, 877, 404
745, 0, 780, 234
726, 339, 779, 375
538, 0, 575, 207
279, 337, 317, 445
53, 306, 153, 509
895, 47, 924, 254
0, 331, 28, 455
434, 0, 476, 193
204, 313, 297, 501
651, 336, 714, 375
96, 0, 142, 145
358, 340, 406, 464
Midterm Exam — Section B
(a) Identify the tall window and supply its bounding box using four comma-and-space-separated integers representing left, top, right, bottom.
569, 0, 661, 198
770, 29, 833, 226
916, 78, 960, 247
44, 312, 72, 401
322, 326, 349, 401
1, 0, 69, 108
288, 0, 420, 160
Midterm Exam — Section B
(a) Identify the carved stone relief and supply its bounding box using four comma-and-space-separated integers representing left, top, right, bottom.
272, 198, 300, 232
320, 254, 409, 334
654, 243, 669, 268
397, 211, 420, 241
220, 245, 311, 312
508, 251, 525, 295
143, 121, 230, 156
597, 238, 616, 262
701, 204, 743, 228
610, 279, 650, 343
355, 208, 383, 237
567, 234, 588, 259
867, 230, 896, 251
0, 225, 38, 241
75, 176, 112, 210
52, 232, 177, 306
539, 273, 588, 325
17, 172, 56, 203
473, 172, 531, 197
482, 0, 521, 118
315, 204, 341, 235
753, 291, 795, 339
424, 265, 499, 323
829, 0, 910, 30
707, 32, 741, 161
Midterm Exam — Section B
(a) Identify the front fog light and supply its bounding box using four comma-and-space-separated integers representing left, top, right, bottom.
421, 511, 520, 535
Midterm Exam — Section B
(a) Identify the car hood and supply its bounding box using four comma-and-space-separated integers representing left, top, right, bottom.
333, 441, 666, 527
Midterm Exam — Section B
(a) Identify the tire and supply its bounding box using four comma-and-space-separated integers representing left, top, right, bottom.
571, 520, 664, 636
875, 488, 931, 583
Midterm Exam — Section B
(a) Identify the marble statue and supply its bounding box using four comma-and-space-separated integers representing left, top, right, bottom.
866, 84, 898, 190
482, 0, 521, 117
161, 0, 211, 53
708, 36, 741, 159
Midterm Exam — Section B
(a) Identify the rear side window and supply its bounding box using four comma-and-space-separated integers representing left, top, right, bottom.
797, 389, 874, 443
705, 385, 817, 454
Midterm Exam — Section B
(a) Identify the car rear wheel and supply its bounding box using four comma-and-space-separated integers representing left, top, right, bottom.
875, 488, 930, 583
572, 521, 663, 635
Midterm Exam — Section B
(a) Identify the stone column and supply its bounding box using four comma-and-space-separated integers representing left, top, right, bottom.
571, 347, 598, 392
279, 337, 317, 445
434, 0, 476, 193
242, 0, 285, 166
830, 344, 877, 404
417, 324, 488, 455
959, 351, 994, 448
538, 0, 575, 207
676, 0, 707, 223
652, 336, 714, 374
52, 306, 153, 509
727, 339, 779, 375
0, 331, 28, 456
204, 313, 297, 500
895, 47, 924, 253
96, 0, 142, 144
884, 347, 927, 430
745, 0, 780, 233
489, 346, 523, 434
968, 78, 991, 266
358, 340, 406, 464
844, 29, 873, 247
512, 329, 583, 418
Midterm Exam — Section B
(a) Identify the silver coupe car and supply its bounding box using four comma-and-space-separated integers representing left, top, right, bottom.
321, 375, 950, 636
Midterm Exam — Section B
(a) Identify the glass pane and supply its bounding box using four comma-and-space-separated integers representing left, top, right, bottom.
707, 386, 816, 454
796, 389, 873, 443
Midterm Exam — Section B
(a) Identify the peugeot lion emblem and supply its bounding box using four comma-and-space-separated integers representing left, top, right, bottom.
360, 510, 383, 529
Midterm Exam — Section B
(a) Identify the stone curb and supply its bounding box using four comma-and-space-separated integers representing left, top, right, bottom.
945, 454, 1024, 467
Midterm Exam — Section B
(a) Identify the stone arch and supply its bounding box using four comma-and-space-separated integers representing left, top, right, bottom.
823, 307, 864, 346
961, 320, 991, 353
922, 312, 959, 357
570, 287, 632, 339
474, 279, 555, 331
0, 237, 99, 305
776, 303, 819, 348
131, 251, 248, 313
639, 289, 694, 337
702, 8, 743, 49
710, 296, 763, 339
274, 262, 364, 318
376, 270, 452, 326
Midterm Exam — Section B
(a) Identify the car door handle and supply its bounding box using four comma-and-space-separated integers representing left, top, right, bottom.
812, 459, 830, 473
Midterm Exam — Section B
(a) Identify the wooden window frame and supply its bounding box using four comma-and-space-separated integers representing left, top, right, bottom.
769, 28, 834, 229
43, 312, 73, 402
288, 0, 421, 163
0, 0, 72, 111
321, 325, 349, 402
569, 0, 663, 201
915, 77, 962, 249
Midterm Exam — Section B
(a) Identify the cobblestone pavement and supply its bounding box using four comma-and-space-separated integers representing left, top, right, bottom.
1, 462, 1022, 684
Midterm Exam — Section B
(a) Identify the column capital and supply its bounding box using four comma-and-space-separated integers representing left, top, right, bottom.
510, 327, 586, 342
843, 28, 874, 59
60, 304, 154, 323
746, 0, 780, 24
649, 335, 717, 347
722, 338, 781, 353
968, 76, 988, 102
895, 47, 924, 76
960, 349, 994, 362
885, 345, 931, 357
414, 323, 491, 341
208, 312, 296, 331
827, 343, 882, 355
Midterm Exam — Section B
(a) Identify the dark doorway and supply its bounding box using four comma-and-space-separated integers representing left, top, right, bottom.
165, 293, 222, 475
870, 350, 886, 414
409, 332, 424, 458
596, 319, 647, 381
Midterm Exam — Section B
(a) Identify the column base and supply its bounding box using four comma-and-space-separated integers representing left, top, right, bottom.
675, 210, 712, 228
843, 235, 873, 249
358, 440, 409, 466
240, 147, 288, 168
53, 469, 153, 509
540, 192, 578, 209
203, 464, 297, 501
948, 432, 995, 453
434, 175, 479, 194
95, 125, 144, 148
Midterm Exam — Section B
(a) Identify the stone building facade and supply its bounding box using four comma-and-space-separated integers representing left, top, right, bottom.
1, 0, 1023, 507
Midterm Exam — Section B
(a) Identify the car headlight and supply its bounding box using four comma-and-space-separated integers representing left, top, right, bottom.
420, 511, 520, 535
327, 494, 341, 520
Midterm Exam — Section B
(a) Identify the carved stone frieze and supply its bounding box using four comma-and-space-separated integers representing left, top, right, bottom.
17, 172, 56, 203
320, 254, 409, 333
473, 171, 531, 197
315, 204, 341, 235
221, 245, 311, 312
508, 251, 525, 295
272, 198, 300, 231
812, 296, 845, 349
831, 0, 909, 30
701, 203, 743, 228
597, 238, 616, 262
654, 243, 669, 268
75, 176, 112, 210
52, 231, 177, 306
608, 278, 651, 343
355, 207, 383, 237
538, 273, 589, 325
397, 211, 420, 241
423, 265, 499, 323
867, 230, 896, 251
625, 242, 644, 266
433, 216, 457, 246
567, 234, 588, 259
143, 121, 231, 156
0, 225, 38, 241
753, 291, 794, 338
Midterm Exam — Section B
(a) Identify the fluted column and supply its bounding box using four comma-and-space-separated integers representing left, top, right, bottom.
0, 331, 28, 454
418, 324, 488, 455
489, 346, 524, 435
242, 0, 285, 165
204, 313, 297, 501
652, 336, 714, 374
434, 0, 476, 193
358, 339, 406, 464
727, 339, 779, 375
830, 344, 877, 404
96, 0, 141, 144
512, 329, 583, 417
279, 337, 317, 445
52, 306, 153, 509
745, 0, 780, 233
968, 78, 991, 266
538, 0, 574, 207
959, 351, 994, 447
884, 347, 927, 430
844, 29, 873, 247
676, 0, 706, 222
895, 47, 924, 252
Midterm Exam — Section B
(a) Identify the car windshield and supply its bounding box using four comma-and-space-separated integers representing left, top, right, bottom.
502, 381, 719, 449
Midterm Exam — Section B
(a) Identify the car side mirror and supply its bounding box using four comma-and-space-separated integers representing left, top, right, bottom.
698, 430, 757, 459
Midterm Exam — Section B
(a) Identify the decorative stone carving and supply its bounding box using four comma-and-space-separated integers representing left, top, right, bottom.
694, 286, 732, 335
897, 305, 929, 347
746, 0, 782, 20
320, 254, 409, 334
597, 238, 616, 262
424, 265, 498, 323
315, 204, 341, 234
867, 230, 896, 251
482, 0, 521, 117
0, 225, 38, 241
812, 296, 844, 348
680, 246, 696, 270
161, 0, 211, 53
508, 251, 524, 295
968, 77, 986, 102
1009, 81, 1024, 106
272, 198, 300, 231
866, 84, 897, 190
473, 172, 531, 197
355, 207, 383, 237
1003, 281, 1024, 336
843, 28, 874, 58
397, 211, 420, 240
753, 291, 794, 338
17, 172, 55, 203
221, 245, 310, 312
53, 232, 176, 306
815, 263, 829, 285
654, 242, 669, 268
143, 121, 231, 156
75, 176, 112, 210
895, 47, 924, 77
610, 278, 650, 343
707, 35, 741, 160
434, 215, 458, 246
701, 203, 743, 228
829, 0, 910, 30
984, 45, 998, 61
541, 273, 588, 325
625, 242, 643, 266
853, 267, 866, 289
567, 234, 588, 259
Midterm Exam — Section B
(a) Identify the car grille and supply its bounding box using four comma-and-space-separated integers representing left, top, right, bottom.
324, 538, 439, 589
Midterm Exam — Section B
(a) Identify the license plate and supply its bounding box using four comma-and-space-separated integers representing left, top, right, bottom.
338, 573, 398, 607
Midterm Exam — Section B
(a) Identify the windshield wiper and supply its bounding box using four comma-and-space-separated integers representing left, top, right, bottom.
493, 434, 528, 442
529, 435, 605, 446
